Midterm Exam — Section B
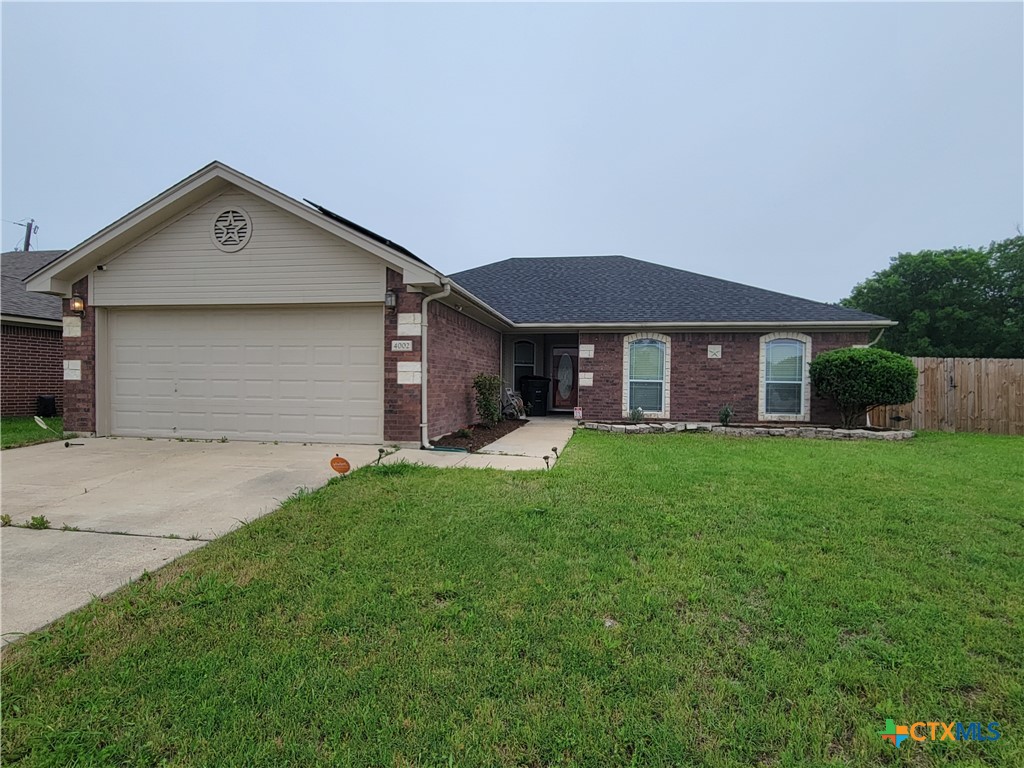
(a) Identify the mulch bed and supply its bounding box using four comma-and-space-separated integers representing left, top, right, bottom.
433, 419, 528, 453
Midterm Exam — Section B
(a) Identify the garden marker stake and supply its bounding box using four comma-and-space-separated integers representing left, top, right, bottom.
33, 416, 59, 435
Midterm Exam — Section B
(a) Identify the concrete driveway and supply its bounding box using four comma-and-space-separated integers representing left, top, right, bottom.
1, 437, 383, 644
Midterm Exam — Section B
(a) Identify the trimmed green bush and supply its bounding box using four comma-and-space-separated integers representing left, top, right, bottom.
472, 374, 504, 427
809, 347, 917, 428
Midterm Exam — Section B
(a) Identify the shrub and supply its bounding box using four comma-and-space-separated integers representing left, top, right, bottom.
473, 374, 504, 427
628, 406, 645, 423
809, 347, 918, 428
718, 404, 734, 426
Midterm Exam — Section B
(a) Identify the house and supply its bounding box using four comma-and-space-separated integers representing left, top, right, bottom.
2, 250, 66, 416
26, 162, 892, 445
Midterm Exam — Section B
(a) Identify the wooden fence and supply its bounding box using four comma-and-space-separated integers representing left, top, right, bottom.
867, 357, 1024, 435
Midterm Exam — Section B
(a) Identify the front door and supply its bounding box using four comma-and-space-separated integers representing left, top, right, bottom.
551, 347, 578, 410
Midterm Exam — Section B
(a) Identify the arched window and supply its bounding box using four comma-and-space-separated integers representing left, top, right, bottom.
623, 334, 671, 417
759, 333, 811, 420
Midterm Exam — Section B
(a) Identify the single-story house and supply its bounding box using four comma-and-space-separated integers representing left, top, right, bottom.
2, 249, 66, 416
26, 162, 893, 445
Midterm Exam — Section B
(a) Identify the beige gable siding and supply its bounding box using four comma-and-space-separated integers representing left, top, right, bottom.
91, 189, 386, 306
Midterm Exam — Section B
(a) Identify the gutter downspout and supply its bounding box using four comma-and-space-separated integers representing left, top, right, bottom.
420, 279, 452, 448
863, 327, 887, 427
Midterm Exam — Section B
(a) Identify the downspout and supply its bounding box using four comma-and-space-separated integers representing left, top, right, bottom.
865, 327, 887, 347
420, 279, 452, 448
863, 327, 887, 426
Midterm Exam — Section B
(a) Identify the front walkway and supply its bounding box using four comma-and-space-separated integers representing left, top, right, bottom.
383, 416, 577, 471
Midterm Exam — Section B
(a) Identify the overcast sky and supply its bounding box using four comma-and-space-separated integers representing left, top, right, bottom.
2, 2, 1021, 303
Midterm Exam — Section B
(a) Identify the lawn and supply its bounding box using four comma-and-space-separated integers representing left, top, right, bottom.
2, 431, 1021, 766
0, 416, 64, 450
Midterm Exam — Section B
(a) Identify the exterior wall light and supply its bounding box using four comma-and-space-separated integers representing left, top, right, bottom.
70, 295, 86, 316
384, 289, 397, 312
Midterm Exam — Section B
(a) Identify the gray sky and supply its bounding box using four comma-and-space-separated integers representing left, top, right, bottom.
2, 2, 1021, 303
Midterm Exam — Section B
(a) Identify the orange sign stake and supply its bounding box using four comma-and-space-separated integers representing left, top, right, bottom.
330, 455, 351, 475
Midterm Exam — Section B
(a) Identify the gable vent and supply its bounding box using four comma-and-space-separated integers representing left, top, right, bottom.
211, 208, 252, 252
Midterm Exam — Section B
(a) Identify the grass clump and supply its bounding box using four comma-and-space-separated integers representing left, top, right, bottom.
0, 416, 63, 450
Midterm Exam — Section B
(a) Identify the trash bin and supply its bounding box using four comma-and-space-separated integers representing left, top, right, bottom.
519, 376, 550, 417
36, 394, 57, 417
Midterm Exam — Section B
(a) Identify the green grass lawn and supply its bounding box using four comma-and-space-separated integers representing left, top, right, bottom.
2, 432, 1021, 766
0, 416, 64, 450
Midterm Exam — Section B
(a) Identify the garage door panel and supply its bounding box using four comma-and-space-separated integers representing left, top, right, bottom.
109, 307, 382, 443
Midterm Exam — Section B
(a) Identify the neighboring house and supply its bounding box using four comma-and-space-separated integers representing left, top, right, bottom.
26, 162, 892, 446
2, 250, 66, 416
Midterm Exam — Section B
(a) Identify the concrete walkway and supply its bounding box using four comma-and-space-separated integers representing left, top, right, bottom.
382, 416, 577, 471
1, 438, 383, 644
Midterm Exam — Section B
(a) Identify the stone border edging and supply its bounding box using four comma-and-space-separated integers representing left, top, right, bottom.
579, 422, 915, 441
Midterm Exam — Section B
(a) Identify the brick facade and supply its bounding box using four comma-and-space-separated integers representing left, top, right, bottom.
0, 324, 63, 416
383, 269, 424, 443
62, 277, 96, 433
427, 301, 502, 439
578, 330, 871, 425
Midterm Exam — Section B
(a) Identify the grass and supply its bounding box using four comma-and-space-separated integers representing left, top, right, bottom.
2, 431, 1021, 766
0, 416, 64, 450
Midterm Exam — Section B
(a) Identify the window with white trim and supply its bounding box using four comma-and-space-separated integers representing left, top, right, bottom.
513, 340, 535, 389
758, 333, 812, 421
622, 334, 671, 417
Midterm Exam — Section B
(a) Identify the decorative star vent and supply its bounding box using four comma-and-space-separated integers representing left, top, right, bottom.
211, 208, 252, 252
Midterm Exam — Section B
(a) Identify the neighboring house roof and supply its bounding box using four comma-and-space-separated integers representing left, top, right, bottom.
1, 250, 66, 322
451, 255, 889, 326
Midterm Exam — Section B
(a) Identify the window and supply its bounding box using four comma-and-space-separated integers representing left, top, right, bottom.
759, 333, 811, 421
622, 333, 671, 417
513, 340, 535, 389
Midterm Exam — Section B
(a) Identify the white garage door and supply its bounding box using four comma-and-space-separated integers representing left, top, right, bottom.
108, 307, 383, 443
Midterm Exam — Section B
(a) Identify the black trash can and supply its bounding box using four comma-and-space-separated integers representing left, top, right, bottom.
519, 376, 550, 417
36, 394, 57, 417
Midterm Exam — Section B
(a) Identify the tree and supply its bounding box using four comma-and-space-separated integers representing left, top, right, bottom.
809, 348, 918, 429
841, 236, 1024, 358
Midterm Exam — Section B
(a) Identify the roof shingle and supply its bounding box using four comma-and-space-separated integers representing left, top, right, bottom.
451, 255, 887, 325
1, 250, 66, 321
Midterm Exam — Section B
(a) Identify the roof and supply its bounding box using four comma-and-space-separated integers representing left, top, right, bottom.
2, 250, 65, 322
26, 161, 443, 296
451, 255, 889, 325
302, 198, 429, 268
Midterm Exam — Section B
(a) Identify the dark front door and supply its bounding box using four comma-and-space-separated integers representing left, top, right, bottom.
551, 347, 578, 410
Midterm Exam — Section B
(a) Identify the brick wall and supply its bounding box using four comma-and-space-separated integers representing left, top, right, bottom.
579, 330, 871, 425
427, 301, 502, 439
0, 324, 63, 416
62, 277, 96, 433
383, 269, 424, 443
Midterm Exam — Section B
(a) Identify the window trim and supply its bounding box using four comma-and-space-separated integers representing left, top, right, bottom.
622, 333, 671, 418
512, 340, 536, 389
758, 332, 812, 422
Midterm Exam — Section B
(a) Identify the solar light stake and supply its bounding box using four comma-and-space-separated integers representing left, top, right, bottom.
543, 455, 551, 470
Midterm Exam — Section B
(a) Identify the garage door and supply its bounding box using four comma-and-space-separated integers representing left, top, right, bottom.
108, 307, 382, 443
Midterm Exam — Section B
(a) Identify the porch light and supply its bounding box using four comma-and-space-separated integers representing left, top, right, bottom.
384, 289, 397, 312
70, 295, 85, 316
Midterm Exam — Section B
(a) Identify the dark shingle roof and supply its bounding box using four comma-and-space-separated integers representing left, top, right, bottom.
451, 255, 887, 325
1, 250, 66, 321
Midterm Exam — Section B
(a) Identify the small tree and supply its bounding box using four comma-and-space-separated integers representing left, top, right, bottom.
809, 348, 917, 428
473, 374, 504, 427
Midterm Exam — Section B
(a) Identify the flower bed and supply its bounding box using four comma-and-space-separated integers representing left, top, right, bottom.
579, 422, 915, 441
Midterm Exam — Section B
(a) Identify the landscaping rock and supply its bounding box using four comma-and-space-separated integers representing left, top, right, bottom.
610, 424, 626, 433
